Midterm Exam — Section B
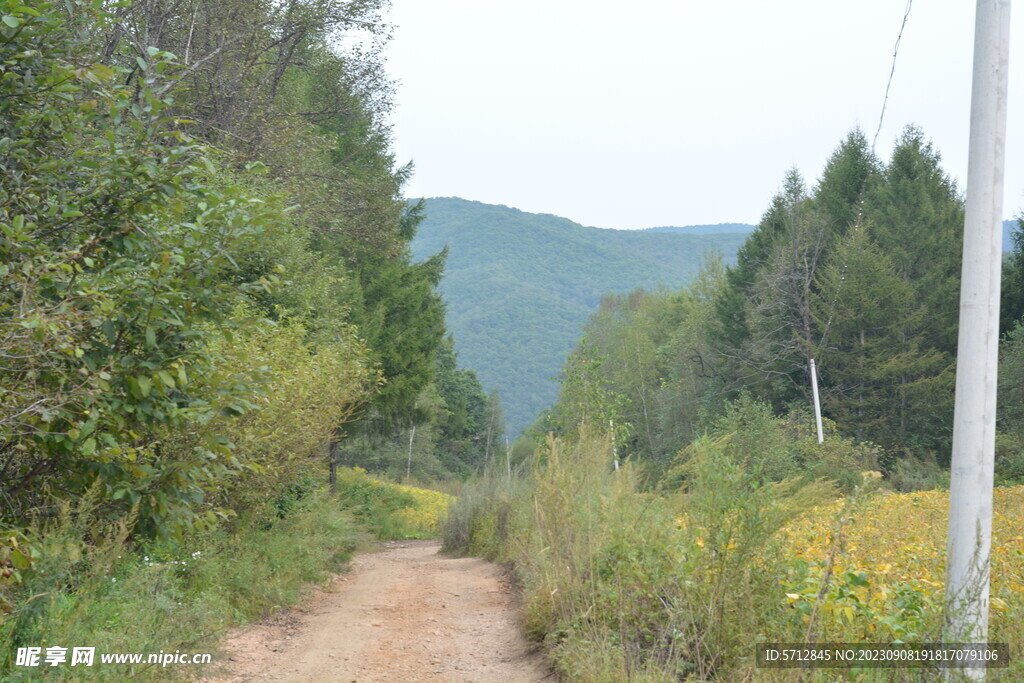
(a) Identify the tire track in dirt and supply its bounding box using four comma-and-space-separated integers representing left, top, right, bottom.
206, 539, 551, 682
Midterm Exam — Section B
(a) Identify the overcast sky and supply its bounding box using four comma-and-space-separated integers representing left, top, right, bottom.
383, 1, 1022, 230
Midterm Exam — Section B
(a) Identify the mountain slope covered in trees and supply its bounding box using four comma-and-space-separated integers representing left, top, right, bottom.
539, 128, 1024, 484
645, 223, 757, 235
409, 198, 752, 433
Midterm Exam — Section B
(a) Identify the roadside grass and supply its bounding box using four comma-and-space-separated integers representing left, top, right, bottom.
444, 429, 1024, 681
0, 472, 453, 681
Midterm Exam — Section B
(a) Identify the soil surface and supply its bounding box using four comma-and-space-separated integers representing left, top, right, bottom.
205, 539, 552, 682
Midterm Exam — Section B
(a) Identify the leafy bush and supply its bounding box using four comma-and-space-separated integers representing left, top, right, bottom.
996, 432, 1024, 485
0, 2, 292, 535
885, 450, 950, 492
663, 395, 879, 493
188, 310, 378, 525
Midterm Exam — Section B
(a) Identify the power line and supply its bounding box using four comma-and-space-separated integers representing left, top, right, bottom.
872, 0, 914, 154
819, 0, 915, 349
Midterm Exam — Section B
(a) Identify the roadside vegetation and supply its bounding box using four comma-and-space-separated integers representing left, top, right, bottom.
445, 125, 1024, 680
1, 471, 449, 680
1, 1, 461, 678
444, 427, 1024, 680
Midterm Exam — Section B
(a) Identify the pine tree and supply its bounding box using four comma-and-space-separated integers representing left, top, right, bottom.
813, 227, 930, 446
812, 129, 880, 237
858, 126, 963, 457
351, 244, 448, 434
866, 126, 964, 355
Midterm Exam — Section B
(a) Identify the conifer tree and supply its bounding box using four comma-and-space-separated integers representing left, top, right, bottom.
813, 228, 923, 446
811, 129, 879, 237
860, 126, 962, 456
866, 126, 964, 355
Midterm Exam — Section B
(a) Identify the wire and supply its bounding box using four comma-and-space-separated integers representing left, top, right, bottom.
872, 0, 914, 155
819, 0, 915, 349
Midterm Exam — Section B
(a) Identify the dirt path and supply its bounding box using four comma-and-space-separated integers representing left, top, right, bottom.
207, 539, 551, 682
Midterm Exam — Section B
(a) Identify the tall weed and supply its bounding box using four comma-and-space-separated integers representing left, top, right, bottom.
444, 426, 832, 679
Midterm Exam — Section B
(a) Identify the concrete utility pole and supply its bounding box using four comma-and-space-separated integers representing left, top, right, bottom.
945, 0, 1010, 668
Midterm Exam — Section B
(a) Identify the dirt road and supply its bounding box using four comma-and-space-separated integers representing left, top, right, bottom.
208, 539, 551, 682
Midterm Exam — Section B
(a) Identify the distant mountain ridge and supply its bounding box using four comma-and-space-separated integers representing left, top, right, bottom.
409, 197, 752, 435
645, 223, 756, 236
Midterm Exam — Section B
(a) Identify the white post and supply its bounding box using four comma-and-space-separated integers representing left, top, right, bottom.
809, 358, 824, 444
406, 423, 416, 480
945, 0, 1010, 667
610, 419, 619, 470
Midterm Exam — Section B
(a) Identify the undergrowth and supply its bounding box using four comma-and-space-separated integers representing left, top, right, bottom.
0, 471, 451, 680
444, 427, 1024, 681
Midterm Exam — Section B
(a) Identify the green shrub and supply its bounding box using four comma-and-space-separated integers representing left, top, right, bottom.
663, 396, 878, 494
885, 450, 950, 492
0, 2, 273, 532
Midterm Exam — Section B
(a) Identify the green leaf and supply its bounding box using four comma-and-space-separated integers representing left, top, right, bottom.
90, 63, 115, 81
2, 16, 21, 28
126, 376, 141, 398
145, 327, 155, 349
80, 437, 96, 456
157, 370, 175, 390
10, 549, 30, 570
136, 376, 152, 397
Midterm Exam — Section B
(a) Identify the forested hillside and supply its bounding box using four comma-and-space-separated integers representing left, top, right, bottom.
410, 197, 751, 434
645, 223, 756, 236
531, 127, 1024, 486
542, 128, 977, 474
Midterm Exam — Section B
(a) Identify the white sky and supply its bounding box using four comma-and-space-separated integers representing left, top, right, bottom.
384, 1, 1023, 230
